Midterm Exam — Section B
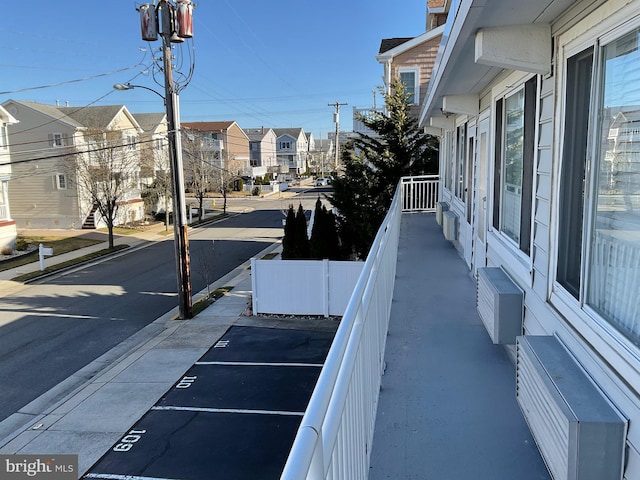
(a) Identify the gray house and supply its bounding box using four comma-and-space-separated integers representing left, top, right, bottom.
3, 100, 145, 229
243, 127, 278, 178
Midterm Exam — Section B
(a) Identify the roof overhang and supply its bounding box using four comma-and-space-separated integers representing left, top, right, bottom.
376, 25, 446, 63
420, 0, 579, 127
0, 105, 18, 125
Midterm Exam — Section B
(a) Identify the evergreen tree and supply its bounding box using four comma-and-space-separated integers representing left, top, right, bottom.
310, 198, 342, 260
330, 77, 438, 259
295, 203, 310, 259
281, 204, 297, 259
324, 206, 341, 260
310, 198, 328, 259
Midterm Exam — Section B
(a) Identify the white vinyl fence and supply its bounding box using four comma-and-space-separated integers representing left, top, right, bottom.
280, 179, 403, 480
251, 259, 364, 317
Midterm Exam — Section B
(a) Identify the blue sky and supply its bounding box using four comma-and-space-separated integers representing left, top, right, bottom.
1, 1, 427, 140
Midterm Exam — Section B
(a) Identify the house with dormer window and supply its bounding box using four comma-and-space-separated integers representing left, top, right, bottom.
2, 100, 145, 229
274, 128, 308, 176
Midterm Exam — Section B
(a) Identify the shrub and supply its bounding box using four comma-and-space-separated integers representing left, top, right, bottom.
252, 186, 261, 196
1, 245, 13, 255
15, 236, 28, 251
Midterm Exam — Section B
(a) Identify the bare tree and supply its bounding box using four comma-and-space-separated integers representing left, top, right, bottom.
70, 128, 141, 248
140, 136, 171, 230
210, 150, 245, 215
182, 128, 217, 222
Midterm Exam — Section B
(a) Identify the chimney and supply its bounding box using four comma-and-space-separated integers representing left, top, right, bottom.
261, 126, 264, 134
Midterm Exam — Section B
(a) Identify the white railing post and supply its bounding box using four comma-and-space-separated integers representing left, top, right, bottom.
251, 257, 258, 315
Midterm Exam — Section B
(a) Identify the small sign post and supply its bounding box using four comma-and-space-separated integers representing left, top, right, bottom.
39, 243, 53, 271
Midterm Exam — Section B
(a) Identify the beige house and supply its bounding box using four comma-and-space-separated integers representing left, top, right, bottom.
2, 100, 145, 229
376, 21, 444, 120
182, 121, 251, 178
0, 105, 18, 249
133, 112, 171, 217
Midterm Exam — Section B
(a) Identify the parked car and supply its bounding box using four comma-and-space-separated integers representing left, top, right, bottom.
315, 177, 328, 186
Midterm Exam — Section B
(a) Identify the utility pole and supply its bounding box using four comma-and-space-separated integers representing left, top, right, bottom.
137, 0, 194, 319
328, 101, 347, 170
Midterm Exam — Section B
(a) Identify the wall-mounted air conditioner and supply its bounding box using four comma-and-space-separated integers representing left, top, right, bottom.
442, 210, 458, 241
516, 336, 627, 480
476, 267, 523, 344
436, 201, 449, 225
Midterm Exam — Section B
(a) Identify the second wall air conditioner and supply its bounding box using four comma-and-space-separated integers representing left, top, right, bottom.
442, 210, 458, 241
436, 201, 449, 225
476, 267, 523, 344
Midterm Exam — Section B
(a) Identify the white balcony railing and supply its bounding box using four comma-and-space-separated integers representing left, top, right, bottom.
281, 179, 405, 480
400, 175, 439, 212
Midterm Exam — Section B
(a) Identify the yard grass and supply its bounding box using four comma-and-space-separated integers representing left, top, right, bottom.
0, 236, 103, 272
191, 286, 234, 317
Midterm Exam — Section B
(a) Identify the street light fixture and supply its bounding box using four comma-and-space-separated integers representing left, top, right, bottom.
114, 0, 195, 319
113, 83, 165, 100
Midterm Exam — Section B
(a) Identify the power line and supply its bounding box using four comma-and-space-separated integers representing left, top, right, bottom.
0, 61, 149, 96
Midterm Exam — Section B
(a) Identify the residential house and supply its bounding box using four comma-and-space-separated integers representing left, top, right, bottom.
132, 112, 170, 217
2, 100, 145, 229
274, 128, 308, 176
0, 105, 18, 249
243, 127, 278, 178
376, 20, 444, 120
309, 137, 334, 176
420, 0, 640, 477
182, 121, 250, 178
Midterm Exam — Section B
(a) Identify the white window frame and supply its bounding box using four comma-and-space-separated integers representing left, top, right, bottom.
126, 135, 137, 150
55, 173, 67, 190
550, 7, 640, 385
0, 124, 8, 150
51, 133, 64, 147
398, 67, 420, 105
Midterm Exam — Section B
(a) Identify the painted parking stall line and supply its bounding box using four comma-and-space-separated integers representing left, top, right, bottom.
195, 361, 324, 367
82, 326, 335, 480
152, 405, 305, 416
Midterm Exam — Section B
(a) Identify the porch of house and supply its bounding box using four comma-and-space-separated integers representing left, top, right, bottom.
368, 212, 550, 479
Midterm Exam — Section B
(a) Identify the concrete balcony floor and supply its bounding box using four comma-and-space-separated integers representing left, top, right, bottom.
369, 213, 550, 480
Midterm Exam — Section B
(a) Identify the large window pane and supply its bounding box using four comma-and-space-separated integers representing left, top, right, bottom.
558, 48, 593, 299
502, 89, 525, 243
588, 29, 640, 339
399, 71, 416, 104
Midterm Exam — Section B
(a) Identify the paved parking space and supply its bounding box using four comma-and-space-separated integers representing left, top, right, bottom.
82, 325, 335, 480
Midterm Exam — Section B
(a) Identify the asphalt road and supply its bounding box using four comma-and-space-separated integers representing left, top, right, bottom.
0, 208, 285, 423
